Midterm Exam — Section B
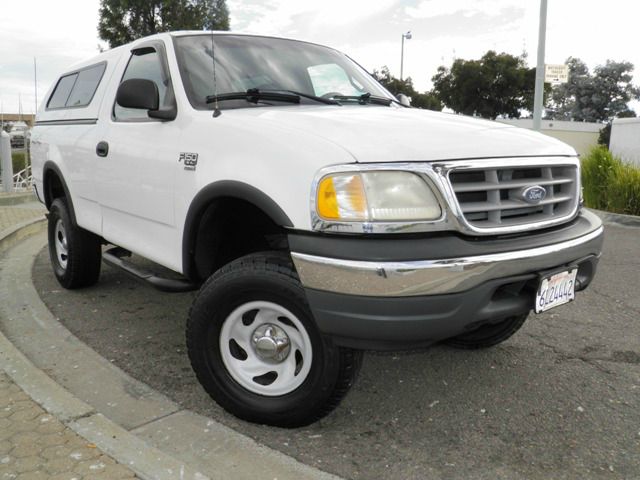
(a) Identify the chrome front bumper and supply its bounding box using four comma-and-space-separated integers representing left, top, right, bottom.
291, 226, 604, 297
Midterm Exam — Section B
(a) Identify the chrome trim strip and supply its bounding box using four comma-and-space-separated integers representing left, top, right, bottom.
310, 157, 581, 236
291, 226, 603, 297
34, 118, 98, 126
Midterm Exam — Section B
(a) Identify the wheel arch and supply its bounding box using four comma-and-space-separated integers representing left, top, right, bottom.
42, 161, 77, 225
182, 181, 294, 281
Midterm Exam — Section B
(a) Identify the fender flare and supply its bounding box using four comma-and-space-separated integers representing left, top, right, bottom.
42, 161, 77, 225
182, 181, 293, 280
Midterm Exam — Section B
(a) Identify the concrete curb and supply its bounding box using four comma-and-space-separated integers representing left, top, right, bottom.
0, 323, 209, 480
0, 325, 94, 423
0, 191, 37, 206
589, 208, 640, 228
0, 215, 47, 251
0, 224, 211, 480
0, 224, 340, 480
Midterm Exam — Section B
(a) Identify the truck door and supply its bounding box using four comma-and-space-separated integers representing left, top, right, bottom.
96, 40, 183, 268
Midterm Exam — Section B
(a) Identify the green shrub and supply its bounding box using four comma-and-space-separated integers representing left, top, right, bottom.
581, 146, 640, 216
11, 151, 28, 174
608, 162, 640, 215
581, 146, 616, 210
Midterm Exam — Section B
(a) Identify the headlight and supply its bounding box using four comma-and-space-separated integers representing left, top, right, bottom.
316, 171, 441, 222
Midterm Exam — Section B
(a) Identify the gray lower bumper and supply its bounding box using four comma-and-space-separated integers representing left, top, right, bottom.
291, 226, 604, 297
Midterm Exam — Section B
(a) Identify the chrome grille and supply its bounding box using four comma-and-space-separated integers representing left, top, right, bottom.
448, 164, 579, 229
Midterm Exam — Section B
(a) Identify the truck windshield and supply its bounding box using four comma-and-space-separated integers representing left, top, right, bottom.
173, 34, 393, 110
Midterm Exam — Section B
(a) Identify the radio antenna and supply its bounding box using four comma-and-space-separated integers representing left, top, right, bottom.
210, 30, 221, 118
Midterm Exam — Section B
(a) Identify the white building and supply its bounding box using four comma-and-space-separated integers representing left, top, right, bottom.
496, 118, 602, 157
610, 117, 640, 167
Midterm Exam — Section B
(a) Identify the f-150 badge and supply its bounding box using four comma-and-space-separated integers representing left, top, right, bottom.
179, 152, 198, 170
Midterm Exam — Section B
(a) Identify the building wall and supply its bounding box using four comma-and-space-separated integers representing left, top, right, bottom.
496, 119, 601, 157
542, 130, 600, 157
0, 114, 35, 127
610, 118, 640, 167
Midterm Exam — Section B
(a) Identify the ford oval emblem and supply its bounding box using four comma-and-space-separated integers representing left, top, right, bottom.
521, 185, 547, 204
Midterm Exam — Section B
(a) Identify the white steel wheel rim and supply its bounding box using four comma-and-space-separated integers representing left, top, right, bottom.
219, 300, 313, 396
54, 219, 69, 270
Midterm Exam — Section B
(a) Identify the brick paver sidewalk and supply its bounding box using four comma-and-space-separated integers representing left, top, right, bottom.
0, 202, 138, 480
0, 373, 136, 480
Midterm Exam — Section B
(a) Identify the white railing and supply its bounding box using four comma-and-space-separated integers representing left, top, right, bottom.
12, 165, 33, 191
0, 173, 32, 191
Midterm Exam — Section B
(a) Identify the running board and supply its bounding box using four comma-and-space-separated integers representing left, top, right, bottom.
102, 247, 198, 293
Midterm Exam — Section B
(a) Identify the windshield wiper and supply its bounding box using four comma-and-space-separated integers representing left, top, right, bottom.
331, 92, 394, 106
206, 88, 301, 105
206, 88, 340, 106
331, 92, 409, 107
259, 89, 341, 105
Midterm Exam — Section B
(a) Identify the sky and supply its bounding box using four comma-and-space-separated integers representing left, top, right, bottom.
1, 0, 639, 115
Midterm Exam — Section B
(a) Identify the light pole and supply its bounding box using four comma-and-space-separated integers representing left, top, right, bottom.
400, 31, 412, 82
34, 57, 38, 116
533, 0, 548, 131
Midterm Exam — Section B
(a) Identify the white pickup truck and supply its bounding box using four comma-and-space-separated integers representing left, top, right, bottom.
31, 31, 603, 427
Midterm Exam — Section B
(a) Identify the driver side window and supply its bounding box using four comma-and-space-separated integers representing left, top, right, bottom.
114, 48, 171, 121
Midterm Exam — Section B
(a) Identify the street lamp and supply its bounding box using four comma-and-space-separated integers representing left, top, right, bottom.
533, 0, 548, 131
400, 31, 412, 82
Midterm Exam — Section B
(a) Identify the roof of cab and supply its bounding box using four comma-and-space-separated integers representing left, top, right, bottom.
63, 31, 175, 72
62, 30, 336, 75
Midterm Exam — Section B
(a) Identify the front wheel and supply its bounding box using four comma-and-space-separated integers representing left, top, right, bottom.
186, 252, 362, 427
443, 313, 529, 349
47, 198, 102, 289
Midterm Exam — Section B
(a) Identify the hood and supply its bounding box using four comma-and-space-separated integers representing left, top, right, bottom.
230, 105, 576, 163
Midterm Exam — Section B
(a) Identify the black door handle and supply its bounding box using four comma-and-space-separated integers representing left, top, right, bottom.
96, 141, 109, 157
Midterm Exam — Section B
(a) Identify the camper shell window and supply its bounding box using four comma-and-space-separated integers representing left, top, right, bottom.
47, 62, 107, 110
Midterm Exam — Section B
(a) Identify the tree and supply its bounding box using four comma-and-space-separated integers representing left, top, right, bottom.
550, 58, 640, 122
202, 0, 229, 32
98, 0, 230, 48
372, 66, 442, 111
431, 51, 547, 119
548, 57, 590, 121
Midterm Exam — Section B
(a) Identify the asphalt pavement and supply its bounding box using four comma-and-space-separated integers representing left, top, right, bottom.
32, 223, 640, 480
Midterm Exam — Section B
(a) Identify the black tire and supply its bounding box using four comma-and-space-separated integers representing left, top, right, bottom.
186, 251, 362, 428
47, 198, 101, 289
443, 313, 529, 349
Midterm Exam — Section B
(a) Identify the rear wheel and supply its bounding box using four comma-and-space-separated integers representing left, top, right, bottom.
47, 198, 101, 289
443, 313, 529, 349
186, 251, 362, 427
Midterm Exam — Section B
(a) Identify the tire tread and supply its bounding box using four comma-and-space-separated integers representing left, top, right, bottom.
48, 198, 101, 289
186, 251, 362, 427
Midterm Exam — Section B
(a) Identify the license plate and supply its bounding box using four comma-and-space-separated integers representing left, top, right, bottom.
535, 268, 578, 313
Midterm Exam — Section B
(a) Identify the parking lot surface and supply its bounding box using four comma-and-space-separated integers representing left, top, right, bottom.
32, 223, 639, 480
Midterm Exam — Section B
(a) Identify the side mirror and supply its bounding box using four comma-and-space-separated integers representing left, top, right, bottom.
116, 78, 159, 110
115, 78, 177, 121
396, 94, 411, 107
